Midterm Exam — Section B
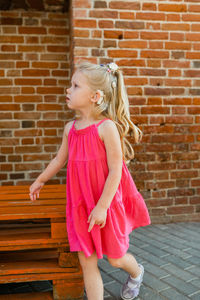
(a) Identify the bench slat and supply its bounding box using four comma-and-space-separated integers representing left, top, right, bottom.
0, 184, 66, 193
0, 193, 66, 201
0, 199, 66, 207
0, 212, 65, 220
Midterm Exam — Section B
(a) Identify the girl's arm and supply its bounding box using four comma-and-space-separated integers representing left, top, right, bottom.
29, 121, 72, 201
88, 120, 123, 232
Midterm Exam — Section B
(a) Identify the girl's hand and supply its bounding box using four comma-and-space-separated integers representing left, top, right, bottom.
29, 181, 44, 201
88, 205, 107, 232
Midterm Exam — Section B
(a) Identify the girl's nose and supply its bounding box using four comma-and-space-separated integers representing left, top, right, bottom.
66, 87, 69, 93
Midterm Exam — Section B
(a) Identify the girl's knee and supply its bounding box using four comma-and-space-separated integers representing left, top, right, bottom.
107, 257, 122, 269
78, 251, 98, 270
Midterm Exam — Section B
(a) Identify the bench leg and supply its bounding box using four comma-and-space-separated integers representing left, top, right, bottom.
53, 279, 84, 300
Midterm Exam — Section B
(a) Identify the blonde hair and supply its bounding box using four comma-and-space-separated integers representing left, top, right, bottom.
75, 61, 143, 162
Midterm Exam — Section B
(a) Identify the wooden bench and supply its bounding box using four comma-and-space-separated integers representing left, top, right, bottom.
0, 184, 84, 300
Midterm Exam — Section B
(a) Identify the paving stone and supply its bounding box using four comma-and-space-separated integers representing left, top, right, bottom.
143, 271, 169, 292
190, 291, 200, 300
162, 264, 197, 282
104, 281, 122, 299
186, 266, 200, 277
162, 254, 192, 269
143, 263, 169, 279
184, 247, 200, 258
98, 258, 114, 274
139, 285, 166, 300
136, 249, 169, 267
160, 287, 190, 300
162, 276, 198, 296
108, 269, 127, 284
101, 270, 115, 286
184, 255, 200, 266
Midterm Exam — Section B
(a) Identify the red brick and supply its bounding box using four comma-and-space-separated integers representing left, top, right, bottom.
15, 146, 42, 153
15, 163, 42, 171
47, 46, 69, 53
0, 36, 24, 43
14, 95, 42, 103
162, 23, 190, 31
21, 87, 35, 94
23, 154, 51, 161
37, 104, 62, 111
125, 78, 148, 86
21, 138, 34, 145
109, 1, 140, 10
159, 4, 187, 12
37, 120, 64, 128
108, 50, 137, 58
136, 12, 165, 21
141, 32, 168, 40
165, 42, 191, 50
119, 41, 147, 49
15, 78, 42, 85
1, 45, 16, 52
167, 206, 194, 215
167, 14, 181, 22
37, 87, 64, 94
22, 69, 50, 76
18, 45, 45, 52
142, 3, 156, 11
74, 38, 101, 47
89, 10, 118, 18
74, 29, 90, 37
141, 51, 169, 59
0, 79, 12, 86
116, 21, 144, 29
98, 20, 114, 28
74, 19, 96, 28
104, 30, 123, 39
119, 12, 135, 19
165, 79, 191, 87
19, 26, 47, 34
183, 14, 200, 22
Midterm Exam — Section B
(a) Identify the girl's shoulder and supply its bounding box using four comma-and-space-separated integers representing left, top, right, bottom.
98, 119, 120, 141
99, 119, 117, 131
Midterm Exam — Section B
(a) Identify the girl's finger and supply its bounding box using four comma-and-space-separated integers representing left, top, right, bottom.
88, 218, 95, 232
100, 221, 106, 228
87, 213, 92, 223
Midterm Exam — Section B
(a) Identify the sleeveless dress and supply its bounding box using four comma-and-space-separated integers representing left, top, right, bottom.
66, 119, 150, 259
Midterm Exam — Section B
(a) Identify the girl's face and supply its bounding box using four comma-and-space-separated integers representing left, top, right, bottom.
66, 71, 94, 111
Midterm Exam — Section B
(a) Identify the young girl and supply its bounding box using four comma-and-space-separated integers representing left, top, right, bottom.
29, 61, 150, 300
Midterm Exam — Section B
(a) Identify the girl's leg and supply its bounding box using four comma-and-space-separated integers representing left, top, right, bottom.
107, 252, 141, 278
78, 251, 104, 300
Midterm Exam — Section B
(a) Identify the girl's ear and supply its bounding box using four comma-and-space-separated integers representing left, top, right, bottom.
91, 90, 101, 103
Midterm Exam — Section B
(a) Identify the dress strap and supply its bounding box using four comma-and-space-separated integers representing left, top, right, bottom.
96, 118, 109, 127
72, 120, 76, 128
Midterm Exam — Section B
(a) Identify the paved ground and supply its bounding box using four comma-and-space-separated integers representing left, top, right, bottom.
0, 222, 200, 299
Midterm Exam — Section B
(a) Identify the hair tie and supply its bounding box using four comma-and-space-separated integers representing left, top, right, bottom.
107, 62, 119, 73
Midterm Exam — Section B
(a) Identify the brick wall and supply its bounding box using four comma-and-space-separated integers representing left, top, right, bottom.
71, 0, 200, 223
0, 9, 71, 185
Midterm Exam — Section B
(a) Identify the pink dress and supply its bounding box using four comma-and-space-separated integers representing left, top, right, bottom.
66, 119, 150, 259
